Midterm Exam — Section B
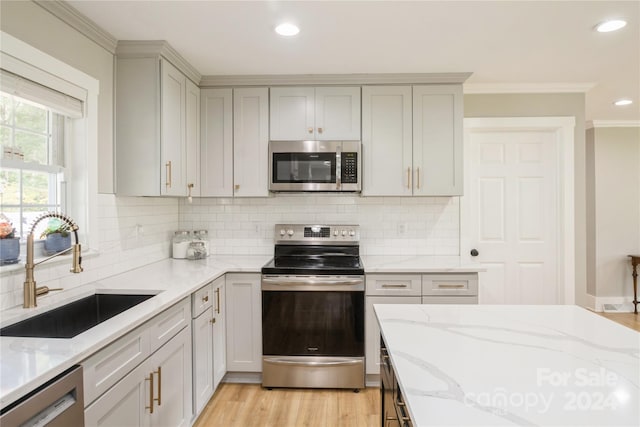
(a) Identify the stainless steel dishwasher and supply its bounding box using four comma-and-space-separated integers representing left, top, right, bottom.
0, 365, 84, 426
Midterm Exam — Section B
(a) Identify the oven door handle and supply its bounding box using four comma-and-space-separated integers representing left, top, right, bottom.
262, 277, 363, 286
263, 357, 362, 367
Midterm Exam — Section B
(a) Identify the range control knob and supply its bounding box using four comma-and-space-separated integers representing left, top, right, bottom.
287, 229, 294, 237
280, 229, 286, 236
334, 230, 339, 236
341, 230, 347, 237
349, 230, 356, 237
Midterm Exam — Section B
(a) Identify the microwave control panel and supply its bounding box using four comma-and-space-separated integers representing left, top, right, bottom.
341, 152, 358, 183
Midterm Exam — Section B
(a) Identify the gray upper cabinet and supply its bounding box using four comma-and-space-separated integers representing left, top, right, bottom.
115, 50, 199, 197
270, 86, 361, 141
115, 41, 200, 196
200, 88, 233, 197
362, 84, 463, 196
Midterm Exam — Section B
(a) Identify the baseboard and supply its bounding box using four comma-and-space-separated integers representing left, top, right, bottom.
222, 372, 262, 384
586, 295, 635, 312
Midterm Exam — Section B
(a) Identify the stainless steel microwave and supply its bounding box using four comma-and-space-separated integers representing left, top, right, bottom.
269, 140, 361, 192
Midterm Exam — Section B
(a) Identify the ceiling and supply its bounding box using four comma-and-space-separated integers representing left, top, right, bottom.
68, 0, 640, 122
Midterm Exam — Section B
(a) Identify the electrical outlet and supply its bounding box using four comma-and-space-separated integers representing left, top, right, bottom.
397, 223, 407, 235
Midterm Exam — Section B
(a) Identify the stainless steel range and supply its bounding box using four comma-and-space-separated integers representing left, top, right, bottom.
261, 224, 365, 390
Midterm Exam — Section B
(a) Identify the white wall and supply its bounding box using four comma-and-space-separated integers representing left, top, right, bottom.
590, 126, 640, 300
179, 195, 460, 256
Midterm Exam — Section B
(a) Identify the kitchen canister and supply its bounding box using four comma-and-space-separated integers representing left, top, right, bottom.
193, 230, 209, 257
172, 230, 191, 259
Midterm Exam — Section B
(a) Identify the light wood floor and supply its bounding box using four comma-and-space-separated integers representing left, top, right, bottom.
194, 313, 638, 427
193, 384, 379, 427
598, 311, 640, 332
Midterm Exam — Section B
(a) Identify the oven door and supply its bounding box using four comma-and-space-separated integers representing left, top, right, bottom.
261, 275, 365, 357
269, 140, 338, 191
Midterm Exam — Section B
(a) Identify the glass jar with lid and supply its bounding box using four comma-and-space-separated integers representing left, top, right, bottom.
172, 230, 191, 259
193, 230, 209, 257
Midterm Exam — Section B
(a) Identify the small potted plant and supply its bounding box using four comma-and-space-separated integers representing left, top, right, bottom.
41, 217, 72, 256
0, 215, 20, 265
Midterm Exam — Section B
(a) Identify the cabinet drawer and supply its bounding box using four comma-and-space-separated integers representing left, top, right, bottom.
82, 325, 150, 406
366, 274, 421, 296
422, 274, 478, 296
149, 298, 190, 354
192, 283, 213, 318
422, 295, 478, 304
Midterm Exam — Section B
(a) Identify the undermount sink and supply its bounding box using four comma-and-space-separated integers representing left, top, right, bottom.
0, 293, 156, 339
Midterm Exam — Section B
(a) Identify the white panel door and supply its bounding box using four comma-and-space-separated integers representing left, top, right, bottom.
269, 87, 315, 140
185, 79, 200, 197
200, 88, 233, 196
315, 87, 361, 140
160, 59, 186, 196
233, 88, 269, 197
469, 130, 559, 304
361, 86, 413, 196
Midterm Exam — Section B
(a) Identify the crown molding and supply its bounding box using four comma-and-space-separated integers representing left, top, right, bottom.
35, 0, 117, 54
586, 120, 640, 129
464, 82, 595, 94
199, 72, 472, 87
116, 41, 202, 85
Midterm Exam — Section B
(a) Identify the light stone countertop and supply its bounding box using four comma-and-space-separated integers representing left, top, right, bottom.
362, 255, 484, 273
374, 304, 640, 427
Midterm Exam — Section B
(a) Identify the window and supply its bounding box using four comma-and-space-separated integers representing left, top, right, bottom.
0, 93, 66, 239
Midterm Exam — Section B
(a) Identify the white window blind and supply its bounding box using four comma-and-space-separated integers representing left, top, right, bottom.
0, 69, 83, 119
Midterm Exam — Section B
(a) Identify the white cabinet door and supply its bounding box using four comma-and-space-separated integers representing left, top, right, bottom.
233, 88, 269, 197
200, 88, 233, 197
185, 79, 200, 197
160, 58, 187, 196
361, 86, 412, 196
365, 296, 421, 375
212, 277, 226, 389
84, 359, 151, 427
315, 87, 361, 140
269, 87, 315, 140
412, 85, 463, 196
191, 308, 213, 417
225, 273, 262, 372
149, 326, 192, 427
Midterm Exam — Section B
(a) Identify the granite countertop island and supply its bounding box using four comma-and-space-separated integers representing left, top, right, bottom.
375, 304, 639, 426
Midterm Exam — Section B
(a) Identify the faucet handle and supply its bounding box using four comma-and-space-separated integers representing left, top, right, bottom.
35, 286, 63, 297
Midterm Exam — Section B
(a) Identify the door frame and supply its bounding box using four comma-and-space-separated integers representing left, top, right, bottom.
461, 117, 576, 304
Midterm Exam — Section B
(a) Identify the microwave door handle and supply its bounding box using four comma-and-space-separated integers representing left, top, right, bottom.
336, 145, 341, 190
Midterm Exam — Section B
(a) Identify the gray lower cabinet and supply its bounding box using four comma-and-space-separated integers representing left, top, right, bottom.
225, 273, 262, 372
83, 299, 192, 427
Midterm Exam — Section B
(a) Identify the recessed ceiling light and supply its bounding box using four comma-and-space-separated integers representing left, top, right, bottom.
596, 19, 627, 32
613, 99, 633, 106
275, 23, 300, 37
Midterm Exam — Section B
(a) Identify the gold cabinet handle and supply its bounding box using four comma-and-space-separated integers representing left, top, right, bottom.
407, 167, 411, 189
153, 367, 162, 406
234, 184, 240, 191
202, 294, 209, 303
417, 167, 421, 189
318, 127, 323, 134
210, 317, 216, 324
215, 288, 221, 314
145, 373, 154, 413
307, 127, 313, 134
165, 161, 172, 188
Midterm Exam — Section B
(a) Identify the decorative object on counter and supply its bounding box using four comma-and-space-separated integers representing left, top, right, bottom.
172, 230, 191, 259
193, 230, 209, 257
0, 214, 20, 265
629, 255, 639, 314
40, 217, 72, 256
24, 212, 83, 308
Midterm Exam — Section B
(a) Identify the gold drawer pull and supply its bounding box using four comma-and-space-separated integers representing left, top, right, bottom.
153, 367, 162, 406
437, 283, 466, 289
215, 288, 221, 314
382, 283, 408, 288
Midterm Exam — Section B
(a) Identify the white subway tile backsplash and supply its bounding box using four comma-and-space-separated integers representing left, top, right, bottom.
179, 195, 459, 256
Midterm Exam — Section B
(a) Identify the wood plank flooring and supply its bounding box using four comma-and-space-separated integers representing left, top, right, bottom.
194, 313, 638, 427
193, 384, 379, 427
